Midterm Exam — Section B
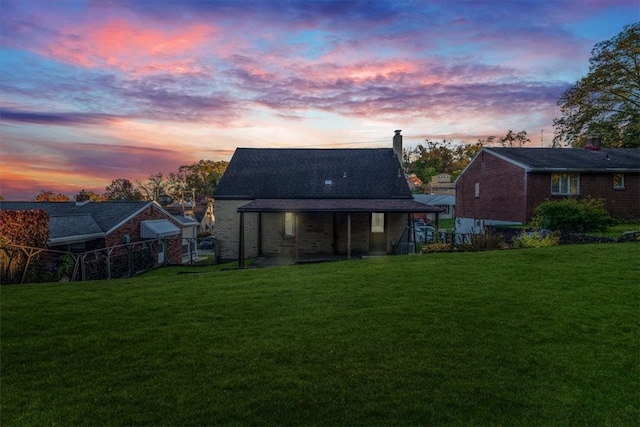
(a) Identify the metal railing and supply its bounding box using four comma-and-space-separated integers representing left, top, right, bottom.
1, 237, 218, 284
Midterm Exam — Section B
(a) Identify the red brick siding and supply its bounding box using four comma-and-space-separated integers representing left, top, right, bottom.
528, 172, 640, 220
105, 205, 182, 264
456, 153, 528, 223
458, 151, 640, 223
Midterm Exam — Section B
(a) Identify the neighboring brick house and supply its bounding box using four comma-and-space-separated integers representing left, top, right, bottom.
454, 146, 640, 233
214, 131, 442, 264
0, 200, 185, 264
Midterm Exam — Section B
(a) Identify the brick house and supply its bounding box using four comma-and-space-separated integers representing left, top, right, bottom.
454, 146, 640, 233
0, 200, 185, 264
214, 131, 442, 265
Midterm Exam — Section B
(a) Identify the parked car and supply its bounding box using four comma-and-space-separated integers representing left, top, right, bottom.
200, 237, 215, 249
414, 225, 436, 243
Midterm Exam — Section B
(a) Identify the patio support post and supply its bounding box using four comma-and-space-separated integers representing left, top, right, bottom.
347, 213, 352, 260
295, 212, 300, 261
257, 212, 263, 256
238, 212, 245, 268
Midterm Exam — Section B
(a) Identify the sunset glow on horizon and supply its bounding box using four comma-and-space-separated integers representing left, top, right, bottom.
1, 0, 638, 200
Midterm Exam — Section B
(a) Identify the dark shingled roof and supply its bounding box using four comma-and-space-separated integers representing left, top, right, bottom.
486, 148, 640, 171
0, 201, 152, 235
214, 148, 411, 199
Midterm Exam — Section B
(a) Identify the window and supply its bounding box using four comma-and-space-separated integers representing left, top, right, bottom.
283, 212, 295, 236
614, 173, 625, 189
371, 213, 385, 233
474, 182, 480, 198
551, 173, 579, 195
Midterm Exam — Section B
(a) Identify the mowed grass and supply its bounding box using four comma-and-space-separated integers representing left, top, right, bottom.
1, 244, 638, 426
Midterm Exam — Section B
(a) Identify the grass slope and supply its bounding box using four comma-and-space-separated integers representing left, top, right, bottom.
2, 244, 639, 426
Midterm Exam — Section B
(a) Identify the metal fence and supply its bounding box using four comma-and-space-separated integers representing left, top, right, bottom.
1, 238, 218, 285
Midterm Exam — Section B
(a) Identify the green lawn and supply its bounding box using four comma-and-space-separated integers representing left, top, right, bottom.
2, 244, 639, 426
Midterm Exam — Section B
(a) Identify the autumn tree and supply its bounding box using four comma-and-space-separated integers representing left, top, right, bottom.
0, 209, 50, 284
553, 23, 640, 148
178, 160, 229, 199
34, 190, 70, 201
74, 189, 105, 202
409, 140, 484, 183
105, 178, 143, 201
136, 173, 168, 202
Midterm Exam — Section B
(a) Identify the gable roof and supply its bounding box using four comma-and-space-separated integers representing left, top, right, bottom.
215, 148, 411, 200
0, 201, 174, 245
485, 147, 640, 172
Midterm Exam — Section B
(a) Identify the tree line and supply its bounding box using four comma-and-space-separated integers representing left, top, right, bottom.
30, 160, 229, 204
403, 130, 531, 188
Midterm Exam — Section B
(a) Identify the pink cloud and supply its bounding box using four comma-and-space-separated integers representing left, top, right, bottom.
43, 19, 216, 75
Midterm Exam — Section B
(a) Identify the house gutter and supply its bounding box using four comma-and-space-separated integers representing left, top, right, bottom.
49, 232, 106, 246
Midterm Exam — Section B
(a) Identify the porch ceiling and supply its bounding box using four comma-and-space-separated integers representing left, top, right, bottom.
237, 198, 443, 213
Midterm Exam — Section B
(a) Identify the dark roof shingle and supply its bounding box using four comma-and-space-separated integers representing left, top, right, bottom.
487, 148, 640, 171
215, 148, 411, 199
0, 201, 151, 233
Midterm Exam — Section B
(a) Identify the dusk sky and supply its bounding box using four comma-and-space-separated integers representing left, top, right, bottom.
1, 0, 638, 200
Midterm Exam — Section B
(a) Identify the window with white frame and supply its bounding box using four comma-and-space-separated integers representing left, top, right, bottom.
551, 173, 579, 195
474, 182, 480, 198
283, 212, 295, 236
613, 173, 625, 189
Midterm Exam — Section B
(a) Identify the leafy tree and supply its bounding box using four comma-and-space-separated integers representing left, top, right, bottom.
34, 190, 70, 201
0, 209, 49, 284
553, 23, 640, 148
408, 140, 484, 183
178, 160, 229, 199
105, 179, 143, 201
412, 139, 456, 176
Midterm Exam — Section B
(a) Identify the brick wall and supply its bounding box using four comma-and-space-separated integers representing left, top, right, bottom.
105, 204, 182, 264
528, 172, 640, 219
215, 200, 260, 261
456, 152, 528, 223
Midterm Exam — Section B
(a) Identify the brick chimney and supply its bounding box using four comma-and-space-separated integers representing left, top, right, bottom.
584, 137, 601, 150
393, 130, 402, 164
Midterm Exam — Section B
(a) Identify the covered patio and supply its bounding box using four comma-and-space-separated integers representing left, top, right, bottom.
236, 198, 443, 267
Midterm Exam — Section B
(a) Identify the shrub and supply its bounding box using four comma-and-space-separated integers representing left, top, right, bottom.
512, 231, 560, 248
420, 242, 454, 253
533, 197, 613, 234
469, 230, 508, 251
